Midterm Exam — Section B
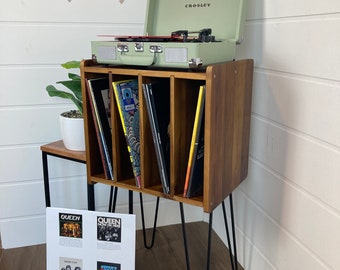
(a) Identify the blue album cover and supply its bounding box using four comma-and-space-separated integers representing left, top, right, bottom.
97, 261, 121, 270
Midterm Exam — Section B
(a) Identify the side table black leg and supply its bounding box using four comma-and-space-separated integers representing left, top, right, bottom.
42, 152, 51, 207
87, 183, 95, 210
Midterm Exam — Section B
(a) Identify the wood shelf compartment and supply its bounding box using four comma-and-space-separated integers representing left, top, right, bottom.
81, 59, 253, 213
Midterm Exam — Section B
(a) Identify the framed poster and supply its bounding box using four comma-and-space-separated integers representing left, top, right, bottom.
46, 207, 136, 270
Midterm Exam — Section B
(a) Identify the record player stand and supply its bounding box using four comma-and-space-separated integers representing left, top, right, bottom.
81, 59, 253, 270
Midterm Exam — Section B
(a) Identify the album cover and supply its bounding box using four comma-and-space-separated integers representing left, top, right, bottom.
97, 261, 121, 270
97, 216, 122, 243
59, 257, 82, 270
142, 81, 170, 194
183, 85, 205, 197
112, 79, 141, 187
86, 77, 113, 180
59, 212, 83, 239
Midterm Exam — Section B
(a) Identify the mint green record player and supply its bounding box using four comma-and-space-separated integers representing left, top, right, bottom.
91, 0, 246, 69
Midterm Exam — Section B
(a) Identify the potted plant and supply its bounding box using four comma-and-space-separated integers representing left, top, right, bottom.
46, 60, 85, 151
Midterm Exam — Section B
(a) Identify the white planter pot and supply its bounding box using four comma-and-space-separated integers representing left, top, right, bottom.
59, 113, 85, 151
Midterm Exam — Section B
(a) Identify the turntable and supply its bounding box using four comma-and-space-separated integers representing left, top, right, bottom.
91, 0, 246, 69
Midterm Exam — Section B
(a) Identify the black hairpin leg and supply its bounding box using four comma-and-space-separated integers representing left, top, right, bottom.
206, 212, 213, 270
139, 193, 160, 249
207, 193, 238, 270
108, 186, 118, 213
229, 193, 238, 270
222, 200, 235, 270
129, 190, 133, 214
220, 193, 238, 270
87, 183, 95, 211
179, 202, 190, 270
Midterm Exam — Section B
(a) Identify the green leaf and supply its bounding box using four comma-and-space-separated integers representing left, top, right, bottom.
46, 85, 73, 99
61, 61, 80, 69
44, 60, 83, 116
56, 80, 82, 101
68, 73, 81, 81
46, 85, 83, 114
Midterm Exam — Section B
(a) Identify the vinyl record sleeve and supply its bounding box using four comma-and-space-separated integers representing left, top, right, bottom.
142, 81, 170, 194
112, 79, 141, 187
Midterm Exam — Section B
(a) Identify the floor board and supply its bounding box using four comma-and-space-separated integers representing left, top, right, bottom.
0, 222, 243, 270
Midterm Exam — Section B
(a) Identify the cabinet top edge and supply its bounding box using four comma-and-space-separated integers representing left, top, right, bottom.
81, 66, 206, 80
81, 59, 253, 79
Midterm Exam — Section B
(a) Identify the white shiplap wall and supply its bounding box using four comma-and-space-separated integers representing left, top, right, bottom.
211, 1, 340, 270
0, 0, 204, 250
0, 0, 143, 249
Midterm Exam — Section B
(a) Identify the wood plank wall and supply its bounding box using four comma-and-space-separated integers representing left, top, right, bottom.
211, 1, 340, 270
1, 1, 340, 270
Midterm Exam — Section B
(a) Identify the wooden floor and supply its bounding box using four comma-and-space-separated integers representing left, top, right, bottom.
0, 222, 243, 270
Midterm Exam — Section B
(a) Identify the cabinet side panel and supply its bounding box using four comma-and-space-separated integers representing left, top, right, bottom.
204, 60, 253, 212
236, 60, 254, 184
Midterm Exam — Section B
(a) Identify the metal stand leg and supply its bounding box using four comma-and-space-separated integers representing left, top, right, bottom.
129, 190, 133, 214
206, 193, 238, 270
222, 200, 235, 270
179, 202, 190, 270
206, 212, 213, 270
229, 193, 238, 270
139, 193, 160, 249
108, 187, 118, 212
42, 152, 51, 207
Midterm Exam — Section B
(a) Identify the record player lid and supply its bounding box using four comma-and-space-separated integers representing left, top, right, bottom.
144, 0, 246, 43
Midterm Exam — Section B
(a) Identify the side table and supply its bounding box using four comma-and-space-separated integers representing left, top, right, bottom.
40, 140, 95, 210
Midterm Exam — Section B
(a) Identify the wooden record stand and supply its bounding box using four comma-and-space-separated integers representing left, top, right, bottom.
80, 59, 253, 270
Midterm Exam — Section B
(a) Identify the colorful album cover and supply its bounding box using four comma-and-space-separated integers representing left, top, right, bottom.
59, 213, 83, 239
112, 79, 141, 187
97, 216, 122, 242
59, 257, 82, 270
97, 261, 121, 270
